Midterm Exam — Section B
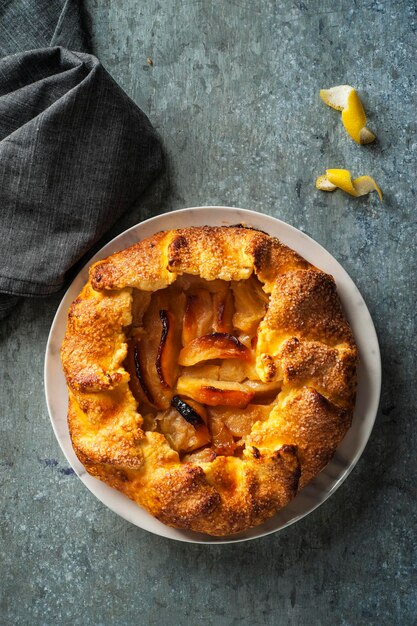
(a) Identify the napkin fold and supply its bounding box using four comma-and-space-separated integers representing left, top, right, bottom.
0, 1, 163, 318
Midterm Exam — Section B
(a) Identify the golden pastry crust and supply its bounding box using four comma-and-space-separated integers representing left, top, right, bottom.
61, 225, 358, 536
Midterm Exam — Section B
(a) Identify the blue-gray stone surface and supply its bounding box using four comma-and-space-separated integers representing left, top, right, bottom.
1, 1, 416, 624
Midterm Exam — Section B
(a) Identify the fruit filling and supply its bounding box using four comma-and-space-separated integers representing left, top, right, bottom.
124, 274, 276, 459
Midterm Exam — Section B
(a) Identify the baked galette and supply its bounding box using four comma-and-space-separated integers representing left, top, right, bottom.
61, 225, 357, 536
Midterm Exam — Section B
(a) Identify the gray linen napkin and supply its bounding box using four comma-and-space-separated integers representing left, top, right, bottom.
0, 1, 163, 318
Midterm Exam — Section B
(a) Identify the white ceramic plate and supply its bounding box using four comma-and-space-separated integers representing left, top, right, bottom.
44, 206, 381, 544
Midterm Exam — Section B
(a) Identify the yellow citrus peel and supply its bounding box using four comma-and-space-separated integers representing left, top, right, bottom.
320, 85, 376, 144
316, 169, 382, 201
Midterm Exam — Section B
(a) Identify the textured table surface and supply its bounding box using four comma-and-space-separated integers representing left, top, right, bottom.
1, 1, 416, 624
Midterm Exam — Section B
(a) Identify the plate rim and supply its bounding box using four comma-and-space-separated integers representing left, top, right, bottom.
44, 206, 381, 544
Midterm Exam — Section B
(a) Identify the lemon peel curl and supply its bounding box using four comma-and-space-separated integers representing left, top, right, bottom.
316, 169, 382, 201
320, 85, 376, 144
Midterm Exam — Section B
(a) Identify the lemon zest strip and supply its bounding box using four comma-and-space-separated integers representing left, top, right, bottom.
320, 85, 376, 144
316, 169, 382, 201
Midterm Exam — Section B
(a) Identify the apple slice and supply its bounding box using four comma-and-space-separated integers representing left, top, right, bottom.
177, 376, 255, 408
231, 276, 269, 334
135, 291, 184, 409
209, 404, 271, 437
243, 379, 281, 402
182, 289, 213, 346
181, 364, 220, 380
212, 288, 234, 333
156, 309, 182, 388
156, 397, 210, 452
178, 333, 251, 366
209, 416, 237, 455
171, 395, 207, 427
218, 358, 247, 382
125, 335, 156, 407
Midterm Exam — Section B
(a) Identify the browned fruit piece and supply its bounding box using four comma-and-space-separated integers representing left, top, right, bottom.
156, 309, 170, 387
182, 289, 213, 345
177, 376, 255, 407
134, 342, 154, 404
156, 398, 211, 452
171, 395, 207, 427
209, 416, 236, 455
212, 288, 234, 333
156, 310, 182, 388
125, 335, 156, 408
209, 404, 271, 437
178, 333, 251, 366
135, 291, 184, 409
232, 276, 269, 334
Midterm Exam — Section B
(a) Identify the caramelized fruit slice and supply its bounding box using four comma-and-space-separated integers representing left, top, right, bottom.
156, 397, 210, 452
182, 289, 213, 345
209, 416, 237, 455
209, 404, 271, 437
156, 310, 182, 388
171, 395, 206, 427
178, 333, 251, 366
134, 341, 154, 404
232, 276, 269, 334
125, 334, 156, 408
212, 288, 234, 333
137, 290, 184, 409
177, 376, 255, 408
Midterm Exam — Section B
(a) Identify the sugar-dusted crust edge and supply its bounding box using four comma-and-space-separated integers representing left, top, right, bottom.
61, 226, 357, 536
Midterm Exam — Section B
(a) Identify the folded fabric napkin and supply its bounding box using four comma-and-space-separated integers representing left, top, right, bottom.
0, 1, 163, 319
